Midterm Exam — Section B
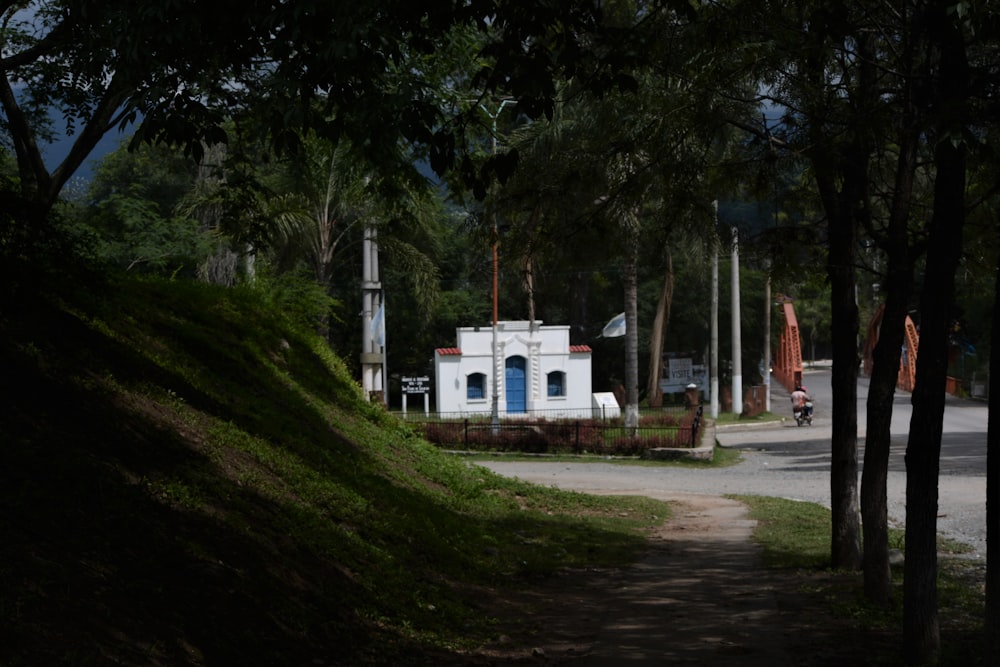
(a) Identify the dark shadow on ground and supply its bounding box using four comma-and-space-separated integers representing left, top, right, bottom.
450, 494, 897, 665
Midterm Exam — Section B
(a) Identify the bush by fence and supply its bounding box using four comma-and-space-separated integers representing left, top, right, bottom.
413, 408, 704, 456
396, 405, 690, 423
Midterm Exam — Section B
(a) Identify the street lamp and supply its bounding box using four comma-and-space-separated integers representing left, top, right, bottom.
479, 98, 517, 428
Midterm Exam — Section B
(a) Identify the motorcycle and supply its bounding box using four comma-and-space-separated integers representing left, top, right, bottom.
794, 401, 813, 426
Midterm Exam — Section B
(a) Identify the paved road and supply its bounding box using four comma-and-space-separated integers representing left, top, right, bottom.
478, 368, 989, 559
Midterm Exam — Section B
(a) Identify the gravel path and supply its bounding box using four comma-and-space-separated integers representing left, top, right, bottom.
478, 371, 989, 560
477, 437, 986, 560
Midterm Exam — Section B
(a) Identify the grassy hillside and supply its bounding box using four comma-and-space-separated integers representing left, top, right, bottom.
0, 273, 669, 666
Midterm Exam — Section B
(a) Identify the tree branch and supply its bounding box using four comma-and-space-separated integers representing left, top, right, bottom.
0, 70, 51, 198
49, 74, 133, 202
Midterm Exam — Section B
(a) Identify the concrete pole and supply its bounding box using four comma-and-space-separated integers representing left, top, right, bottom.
372, 231, 384, 402
710, 201, 720, 419
380, 291, 387, 404
731, 226, 743, 416
764, 267, 772, 413
361, 224, 384, 404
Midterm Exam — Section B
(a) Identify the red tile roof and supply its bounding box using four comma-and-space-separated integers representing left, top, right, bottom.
435, 347, 462, 356
569, 345, 592, 353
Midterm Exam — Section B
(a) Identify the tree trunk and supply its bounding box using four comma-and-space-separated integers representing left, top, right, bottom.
522, 206, 542, 324
903, 13, 968, 662
814, 106, 865, 571
647, 245, 674, 403
570, 271, 590, 342
861, 72, 920, 605
804, 27, 874, 573
523, 251, 535, 323
861, 275, 911, 605
624, 221, 640, 431
987, 252, 1000, 663
827, 196, 863, 571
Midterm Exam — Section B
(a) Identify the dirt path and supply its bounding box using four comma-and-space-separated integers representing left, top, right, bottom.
460, 492, 891, 665
578, 493, 789, 665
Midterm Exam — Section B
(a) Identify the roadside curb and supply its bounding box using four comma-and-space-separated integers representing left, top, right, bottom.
714, 419, 786, 432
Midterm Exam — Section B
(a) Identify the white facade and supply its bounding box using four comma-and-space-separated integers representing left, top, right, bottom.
434, 321, 592, 418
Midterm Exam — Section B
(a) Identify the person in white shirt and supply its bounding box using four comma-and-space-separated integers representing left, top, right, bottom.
791, 385, 812, 419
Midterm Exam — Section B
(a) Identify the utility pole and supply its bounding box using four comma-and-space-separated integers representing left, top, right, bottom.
361, 223, 385, 405
764, 266, 772, 413
731, 225, 743, 416
710, 203, 720, 419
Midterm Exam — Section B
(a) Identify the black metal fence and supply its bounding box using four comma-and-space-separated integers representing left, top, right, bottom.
393, 405, 691, 423
408, 406, 704, 456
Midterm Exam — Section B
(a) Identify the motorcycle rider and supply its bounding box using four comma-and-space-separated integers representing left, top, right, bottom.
791, 384, 813, 420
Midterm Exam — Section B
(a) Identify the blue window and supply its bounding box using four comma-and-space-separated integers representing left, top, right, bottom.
467, 373, 486, 400
547, 371, 566, 397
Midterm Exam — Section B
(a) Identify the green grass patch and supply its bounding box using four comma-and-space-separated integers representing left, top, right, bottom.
732, 494, 987, 665
731, 494, 833, 570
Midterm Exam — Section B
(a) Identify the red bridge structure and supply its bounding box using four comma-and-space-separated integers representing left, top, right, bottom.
772, 302, 803, 393
863, 304, 919, 392
776, 300, 932, 397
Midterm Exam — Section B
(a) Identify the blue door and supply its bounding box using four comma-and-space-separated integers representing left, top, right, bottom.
505, 356, 527, 414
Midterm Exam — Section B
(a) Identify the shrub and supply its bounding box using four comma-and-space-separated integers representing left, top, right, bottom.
415, 412, 701, 456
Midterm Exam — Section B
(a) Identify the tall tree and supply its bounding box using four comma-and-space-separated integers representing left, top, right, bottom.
989, 207, 1000, 662
903, 4, 971, 661
857, 3, 929, 607
798, 4, 874, 571
491, 0, 754, 415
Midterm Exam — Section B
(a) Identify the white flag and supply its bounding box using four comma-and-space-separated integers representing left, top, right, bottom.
370, 303, 385, 347
601, 312, 626, 338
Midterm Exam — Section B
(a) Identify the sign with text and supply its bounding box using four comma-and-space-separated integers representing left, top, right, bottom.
401, 376, 430, 394
660, 358, 706, 394
669, 358, 693, 382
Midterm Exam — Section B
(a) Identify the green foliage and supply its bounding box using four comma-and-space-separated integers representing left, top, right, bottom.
85, 194, 212, 275
780, 272, 833, 362
76, 142, 212, 276
87, 141, 198, 210
250, 266, 343, 335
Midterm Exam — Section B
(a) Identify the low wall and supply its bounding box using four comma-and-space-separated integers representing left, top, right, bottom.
643, 416, 715, 462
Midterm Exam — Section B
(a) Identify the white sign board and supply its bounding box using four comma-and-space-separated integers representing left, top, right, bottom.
660, 358, 707, 394
401, 376, 431, 418
401, 376, 430, 394
591, 392, 621, 419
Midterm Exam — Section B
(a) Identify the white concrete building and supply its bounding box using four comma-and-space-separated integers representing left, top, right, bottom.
434, 321, 593, 418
